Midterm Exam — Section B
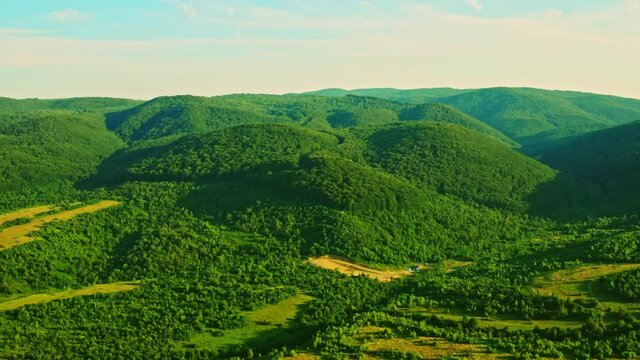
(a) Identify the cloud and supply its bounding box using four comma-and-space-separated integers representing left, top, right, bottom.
179, 2, 198, 19
466, 0, 482, 12
2, 0, 640, 99
546, 8, 564, 19
50, 9, 92, 23
359, 1, 374, 9
414, 3, 432, 12
0, 28, 52, 36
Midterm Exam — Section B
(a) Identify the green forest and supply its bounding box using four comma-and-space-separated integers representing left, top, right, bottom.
1, 88, 639, 359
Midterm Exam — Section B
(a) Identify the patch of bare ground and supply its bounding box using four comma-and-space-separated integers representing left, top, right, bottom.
308, 256, 409, 282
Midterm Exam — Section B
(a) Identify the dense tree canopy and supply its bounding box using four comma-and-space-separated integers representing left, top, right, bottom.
1, 90, 639, 359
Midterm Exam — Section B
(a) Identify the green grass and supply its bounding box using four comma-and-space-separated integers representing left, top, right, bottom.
534, 263, 640, 315
178, 293, 314, 351
0, 282, 140, 312
401, 307, 582, 330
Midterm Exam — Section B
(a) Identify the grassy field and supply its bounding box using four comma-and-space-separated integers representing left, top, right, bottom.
353, 326, 508, 359
0, 200, 120, 251
401, 307, 582, 331
179, 293, 314, 351
534, 263, 640, 313
0, 282, 140, 312
535, 263, 640, 297
0, 205, 57, 226
441, 260, 474, 273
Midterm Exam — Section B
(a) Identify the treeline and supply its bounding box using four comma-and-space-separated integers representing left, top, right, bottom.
309, 310, 640, 359
603, 270, 640, 301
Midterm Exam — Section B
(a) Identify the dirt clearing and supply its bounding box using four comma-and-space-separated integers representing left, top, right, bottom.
308, 256, 410, 282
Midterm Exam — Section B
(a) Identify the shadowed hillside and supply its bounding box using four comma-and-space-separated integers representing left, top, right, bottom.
534, 121, 640, 216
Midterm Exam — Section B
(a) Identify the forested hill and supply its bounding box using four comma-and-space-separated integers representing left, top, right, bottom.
302, 87, 640, 152
539, 120, 640, 215
105, 94, 513, 145
0, 97, 142, 112
0, 98, 137, 193
84, 119, 555, 264
299, 87, 472, 103
2, 90, 640, 359
0, 111, 124, 191
99, 121, 552, 209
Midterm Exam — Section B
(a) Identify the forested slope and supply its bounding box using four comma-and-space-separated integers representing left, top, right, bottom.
356, 122, 554, 210
0, 111, 124, 192
539, 121, 640, 215
106, 94, 513, 145
1, 91, 640, 359
89, 118, 556, 264
0, 97, 141, 112
303, 87, 640, 152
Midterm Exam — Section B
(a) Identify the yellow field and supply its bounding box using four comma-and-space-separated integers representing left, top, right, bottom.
289, 353, 320, 360
307, 256, 473, 282
0, 200, 121, 251
442, 260, 474, 273
308, 256, 410, 282
354, 326, 506, 359
0, 282, 140, 312
0, 205, 56, 226
535, 263, 640, 299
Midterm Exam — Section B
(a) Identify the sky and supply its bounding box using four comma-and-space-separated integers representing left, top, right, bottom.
1, 0, 639, 99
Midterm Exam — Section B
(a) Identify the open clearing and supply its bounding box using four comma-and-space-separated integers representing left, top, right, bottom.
354, 326, 507, 359
0, 200, 121, 251
534, 263, 640, 313
180, 293, 314, 351
535, 263, 640, 299
401, 307, 582, 331
0, 282, 140, 312
308, 256, 409, 282
308, 256, 473, 282
0, 205, 57, 226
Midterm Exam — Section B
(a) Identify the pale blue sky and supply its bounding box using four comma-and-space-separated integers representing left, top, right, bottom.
1, 0, 638, 99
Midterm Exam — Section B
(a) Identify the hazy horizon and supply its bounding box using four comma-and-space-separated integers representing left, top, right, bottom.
4, 85, 640, 102
2, 0, 639, 99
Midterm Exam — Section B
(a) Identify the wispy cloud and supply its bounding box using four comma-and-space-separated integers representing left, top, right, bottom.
545, 8, 564, 19
466, 0, 482, 12
359, 1, 374, 9
50, 9, 92, 23
1, 1, 640, 99
179, 2, 198, 20
0, 28, 52, 36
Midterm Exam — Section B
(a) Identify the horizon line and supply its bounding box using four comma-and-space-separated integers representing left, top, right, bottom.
3, 85, 640, 102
